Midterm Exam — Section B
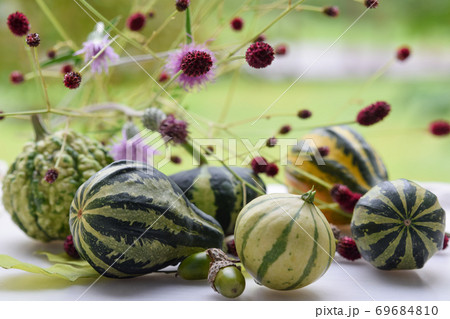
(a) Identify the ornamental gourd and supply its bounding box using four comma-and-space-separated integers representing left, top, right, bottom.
285, 125, 388, 224
2, 116, 112, 241
351, 179, 446, 270
70, 160, 224, 278
234, 191, 336, 290
170, 166, 266, 235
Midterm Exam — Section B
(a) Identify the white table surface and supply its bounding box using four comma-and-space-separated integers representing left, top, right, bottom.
0, 172, 449, 301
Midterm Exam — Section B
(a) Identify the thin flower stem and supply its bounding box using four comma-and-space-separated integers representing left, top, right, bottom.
224, 0, 306, 60
35, 0, 77, 50
82, 103, 144, 117
25, 70, 61, 80
182, 141, 209, 165
225, 112, 296, 128
291, 120, 357, 132
79, 36, 119, 74
32, 48, 52, 112
185, 7, 192, 44
148, 70, 183, 106
217, 67, 241, 124
144, 11, 177, 48
298, 5, 324, 13
288, 165, 333, 190
54, 121, 70, 169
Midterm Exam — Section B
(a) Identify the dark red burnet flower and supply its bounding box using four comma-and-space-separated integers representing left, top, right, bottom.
396, 46, 411, 61
47, 49, 56, 59
337, 236, 361, 261
7, 12, 30, 36
63, 71, 82, 89
443, 234, 448, 250
356, 101, 391, 126
176, 0, 190, 12
127, 13, 146, 31
226, 237, 238, 257
251, 156, 268, 174
0, 111, 4, 121
254, 34, 266, 43
148, 10, 155, 18
170, 155, 182, 164
266, 137, 277, 147
180, 50, 213, 77
61, 64, 73, 74
275, 44, 287, 56
159, 114, 189, 144
64, 235, 80, 258
330, 184, 362, 213
265, 163, 279, 177
323, 6, 339, 17
230, 17, 244, 31
10, 71, 24, 84
318, 146, 330, 157
44, 168, 59, 184
279, 124, 291, 134
298, 109, 312, 119
246, 42, 275, 69
26, 33, 40, 47
429, 120, 450, 137
365, 0, 379, 8
158, 72, 170, 82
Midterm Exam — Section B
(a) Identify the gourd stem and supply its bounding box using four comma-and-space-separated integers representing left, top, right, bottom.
31, 115, 50, 142
301, 188, 316, 204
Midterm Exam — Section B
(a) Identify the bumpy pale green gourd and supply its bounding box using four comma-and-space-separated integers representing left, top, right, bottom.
2, 116, 112, 241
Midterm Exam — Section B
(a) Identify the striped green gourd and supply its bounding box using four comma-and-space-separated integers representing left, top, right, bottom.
234, 191, 336, 290
285, 125, 388, 224
170, 165, 266, 235
351, 179, 446, 270
69, 160, 224, 278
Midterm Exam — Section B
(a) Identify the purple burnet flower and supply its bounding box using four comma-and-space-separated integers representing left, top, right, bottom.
75, 23, 119, 74
166, 43, 216, 91
110, 128, 159, 164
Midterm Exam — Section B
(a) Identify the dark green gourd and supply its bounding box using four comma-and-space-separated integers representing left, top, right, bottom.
69, 161, 224, 278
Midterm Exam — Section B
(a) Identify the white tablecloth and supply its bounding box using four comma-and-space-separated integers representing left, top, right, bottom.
0, 179, 449, 301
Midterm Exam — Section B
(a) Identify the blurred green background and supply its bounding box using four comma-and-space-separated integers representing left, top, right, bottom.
1, 0, 449, 182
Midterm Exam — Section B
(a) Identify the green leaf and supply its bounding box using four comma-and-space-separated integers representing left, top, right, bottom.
35, 251, 90, 267
0, 254, 99, 282
40, 51, 83, 68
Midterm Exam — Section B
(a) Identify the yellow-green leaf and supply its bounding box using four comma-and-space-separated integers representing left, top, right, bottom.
0, 254, 99, 281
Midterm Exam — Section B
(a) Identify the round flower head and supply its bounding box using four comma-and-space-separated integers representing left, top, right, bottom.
159, 114, 189, 144
356, 101, 391, 126
246, 42, 275, 69
230, 17, 244, 31
127, 12, 146, 31
0, 111, 4, 120
26, 33, 40, 47
47, 49, 56, 59
298, 109, 312, 119
10, 71, 24, 84
7, 12, 30, 36
337, 236, 361, 261
330, 184, 362, 213
44, 168, 59, 184
170, 155, 182, 164
251, 157, 268, 174
318, 146, 330, 157
176, 0, 190, 12
429, 120, 450, 137
166, 43, 216, 91
323, 6, 339, 17
74, 23, 119, 74
64, 71, 82, 89
266, 137, 277, 147
279, 124, 291, 134
64, 235, 80, 258
275, 44, 287, 56
397, 46, 411, 61
265, 163, 279, 177
61, 64, 73, 74
158, 72, 169, 82
365, 0, 379, 8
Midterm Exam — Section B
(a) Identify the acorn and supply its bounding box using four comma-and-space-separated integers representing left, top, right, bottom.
177, 251, 211, 280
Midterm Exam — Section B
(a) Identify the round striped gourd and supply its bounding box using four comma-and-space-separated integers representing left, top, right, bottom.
351, 179, 446, 270
234, 191, 336, 290
170, 166, 266, 235
285, 125, 388, 225
69, 161, 224, 278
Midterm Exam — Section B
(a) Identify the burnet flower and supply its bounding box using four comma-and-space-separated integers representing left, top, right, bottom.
74, 22, 119, 74
166, 43, 216, 91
